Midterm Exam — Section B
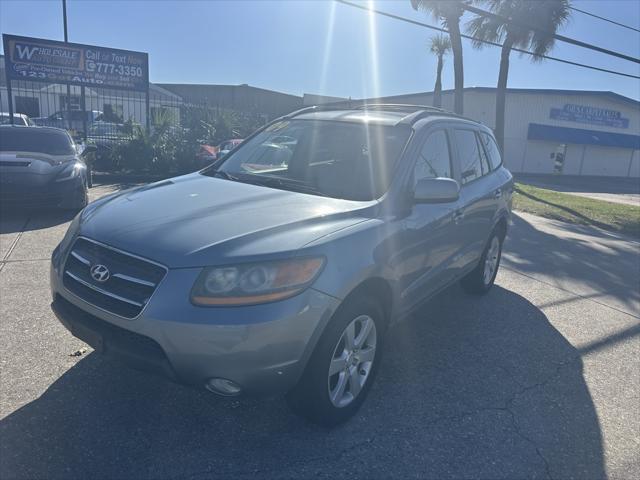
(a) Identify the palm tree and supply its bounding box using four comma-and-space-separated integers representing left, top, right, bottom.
429, 35, 451, 108
467, 0, 571, 151
411, 0, 471, 114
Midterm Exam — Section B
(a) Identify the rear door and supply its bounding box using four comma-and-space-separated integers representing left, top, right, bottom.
450, 128, 502, 272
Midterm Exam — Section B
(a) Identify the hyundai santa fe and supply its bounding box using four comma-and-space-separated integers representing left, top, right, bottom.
50, 104, 513, 426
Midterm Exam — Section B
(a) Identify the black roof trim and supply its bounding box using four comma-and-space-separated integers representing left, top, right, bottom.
284, 103, 470, 126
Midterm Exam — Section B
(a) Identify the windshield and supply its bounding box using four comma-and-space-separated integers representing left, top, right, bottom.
0, 128, 75, 155
209, 120, 410, 201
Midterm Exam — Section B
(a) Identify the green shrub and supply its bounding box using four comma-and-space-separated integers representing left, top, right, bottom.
104, 107, 269, 175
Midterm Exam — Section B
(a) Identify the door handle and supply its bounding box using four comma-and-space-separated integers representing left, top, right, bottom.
494, 188, 502, 199
453, 209, 465, 223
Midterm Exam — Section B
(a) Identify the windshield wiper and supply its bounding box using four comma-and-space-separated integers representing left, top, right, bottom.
209, 170, 239, 181
239, 175, 329, 197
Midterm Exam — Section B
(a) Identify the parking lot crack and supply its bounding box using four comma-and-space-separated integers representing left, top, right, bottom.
0, 216, 30, 273
501, 355, 582, 480
185, 434, 378, 479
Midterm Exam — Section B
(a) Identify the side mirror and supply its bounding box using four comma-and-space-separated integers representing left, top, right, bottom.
81, 144, 98, 156
414, 177, 460, 203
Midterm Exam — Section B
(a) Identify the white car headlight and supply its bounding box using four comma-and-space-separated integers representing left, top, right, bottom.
191, 257, 325, 306
55, 161, 84, 182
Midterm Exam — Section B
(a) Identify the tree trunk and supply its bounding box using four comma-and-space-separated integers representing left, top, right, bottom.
495, 35, 514, 154
433, 55, 443, 108
447, 19, 464, 115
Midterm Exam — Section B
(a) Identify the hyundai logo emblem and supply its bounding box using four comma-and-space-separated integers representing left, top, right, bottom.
90, 264, 110, 282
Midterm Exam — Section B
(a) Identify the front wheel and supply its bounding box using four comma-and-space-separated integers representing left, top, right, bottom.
286, 296, 385, 427
461, 231, 503, 294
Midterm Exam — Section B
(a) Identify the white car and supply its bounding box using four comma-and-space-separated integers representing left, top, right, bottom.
0, 113, 35, 127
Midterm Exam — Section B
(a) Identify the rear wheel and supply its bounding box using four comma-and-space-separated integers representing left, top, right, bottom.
461, 231, 503, 294
286, 295, 384, 426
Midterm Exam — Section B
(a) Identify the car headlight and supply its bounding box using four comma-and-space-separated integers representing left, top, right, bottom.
53, 212, 81, 268
55, 161, 84, 182
191, 257, 325, 306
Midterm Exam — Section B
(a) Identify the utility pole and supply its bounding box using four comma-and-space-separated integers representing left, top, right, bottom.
62, 0, 73, 132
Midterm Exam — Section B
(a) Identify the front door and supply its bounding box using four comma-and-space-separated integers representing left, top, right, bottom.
394, 128, 461, 311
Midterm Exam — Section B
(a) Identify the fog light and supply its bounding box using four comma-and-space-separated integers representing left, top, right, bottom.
205, 378, 242, 396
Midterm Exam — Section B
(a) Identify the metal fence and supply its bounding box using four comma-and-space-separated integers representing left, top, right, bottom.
1, 76, 278, 173
1, 78, 273, 138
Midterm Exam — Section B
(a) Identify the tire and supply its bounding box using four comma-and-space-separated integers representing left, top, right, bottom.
62, 183, 88, 212
461, 229, 503, 294
286, 295, 385, 427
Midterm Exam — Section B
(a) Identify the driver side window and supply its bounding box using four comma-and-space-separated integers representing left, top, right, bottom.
414, 130, 452, 186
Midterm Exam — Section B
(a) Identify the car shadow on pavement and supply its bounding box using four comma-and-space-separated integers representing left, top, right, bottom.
0, 183, 137, 235
504, 213, 639, 315
0, 209, 77, 235
0, 285, 604, 479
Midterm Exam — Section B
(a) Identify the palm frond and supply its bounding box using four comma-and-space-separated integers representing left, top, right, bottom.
429, 34, 452, 55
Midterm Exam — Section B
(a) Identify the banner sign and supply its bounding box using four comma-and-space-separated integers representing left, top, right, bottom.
550, 103, 629, 129
3, 34, 149, 92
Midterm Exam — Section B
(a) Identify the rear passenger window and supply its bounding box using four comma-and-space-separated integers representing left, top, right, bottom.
414, 130, 452, 185
476, 134, 491, 175
454, 129, 482, 185
478, 132, 502, 170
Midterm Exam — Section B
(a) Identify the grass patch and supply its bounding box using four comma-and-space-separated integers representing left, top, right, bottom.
513, 183, 640, 239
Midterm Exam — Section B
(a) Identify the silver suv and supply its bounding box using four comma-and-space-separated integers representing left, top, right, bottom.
51, 105, 512, 426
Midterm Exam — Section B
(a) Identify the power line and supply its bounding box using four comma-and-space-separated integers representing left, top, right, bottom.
462, 3, 640, 64
569, 6, 640, 33
335, 0, 640, 80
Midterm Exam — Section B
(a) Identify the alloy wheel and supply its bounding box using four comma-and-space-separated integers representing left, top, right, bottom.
483, 236, 501, 285
327, 314, 377, 408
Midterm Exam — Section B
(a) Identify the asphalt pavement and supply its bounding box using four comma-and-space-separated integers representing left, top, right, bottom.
1, 184, 638, 479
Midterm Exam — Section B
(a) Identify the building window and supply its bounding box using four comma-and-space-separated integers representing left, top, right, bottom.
59, 94, 81, 111
15, 96, 40, 117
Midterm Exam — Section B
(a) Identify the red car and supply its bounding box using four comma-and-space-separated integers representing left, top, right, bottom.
196, 139, 244, 167
217, 139, 243, 157
195, 144, 218, 166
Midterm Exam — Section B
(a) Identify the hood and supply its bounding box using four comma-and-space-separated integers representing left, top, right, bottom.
0, 152, 76, 186
78, 173, 376, 268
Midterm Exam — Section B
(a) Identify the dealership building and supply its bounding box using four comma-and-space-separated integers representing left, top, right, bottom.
351, 87, 640, 178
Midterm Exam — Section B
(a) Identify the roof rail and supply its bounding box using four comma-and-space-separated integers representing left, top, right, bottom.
355, 103, 445, 113
283, 102, 466, 126
355, 103, 463, 124
399, 109, 463, 125
284, 104, 344, 119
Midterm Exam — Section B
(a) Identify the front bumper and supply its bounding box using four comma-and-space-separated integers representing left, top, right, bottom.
50, 254, 340, 395
0, 175, 85, 209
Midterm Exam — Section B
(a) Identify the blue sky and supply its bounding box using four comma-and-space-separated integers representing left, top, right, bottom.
1, 0, 639, 100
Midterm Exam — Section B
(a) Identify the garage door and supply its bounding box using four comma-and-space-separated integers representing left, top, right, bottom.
581, 146, 633, 176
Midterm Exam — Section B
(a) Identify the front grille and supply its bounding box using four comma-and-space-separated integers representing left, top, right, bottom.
1, 161, 31, 167
63, 237, 167, 318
